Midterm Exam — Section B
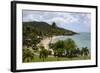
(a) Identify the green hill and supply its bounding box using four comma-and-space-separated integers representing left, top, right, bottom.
23, 21, 77, 38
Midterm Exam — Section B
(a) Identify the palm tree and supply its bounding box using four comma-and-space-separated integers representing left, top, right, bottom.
81, 47, 89, 56
75, 48, 81, 56
23, 48, 34, 62
39, 45, 48, 61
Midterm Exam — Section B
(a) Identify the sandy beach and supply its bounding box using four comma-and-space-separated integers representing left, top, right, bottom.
39, 37, 52, 50
39, 36, 62, 49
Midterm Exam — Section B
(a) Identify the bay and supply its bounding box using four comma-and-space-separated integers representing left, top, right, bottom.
51, 33, 91, 49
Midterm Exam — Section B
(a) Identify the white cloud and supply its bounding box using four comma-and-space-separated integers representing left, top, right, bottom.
48, 14, 79, 26
23, 10, 91, 32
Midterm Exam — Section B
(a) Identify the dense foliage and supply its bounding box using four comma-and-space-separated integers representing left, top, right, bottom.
49, 39, 89, 58
23, 21, 77, 37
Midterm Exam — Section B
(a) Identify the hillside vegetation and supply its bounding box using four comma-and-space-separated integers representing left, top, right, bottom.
23, 21, 77, 38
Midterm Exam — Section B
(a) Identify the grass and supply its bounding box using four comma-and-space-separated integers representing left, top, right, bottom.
23, 55, 91, 63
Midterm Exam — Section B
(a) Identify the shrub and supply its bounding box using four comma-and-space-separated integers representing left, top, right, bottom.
23, 48, 34, 62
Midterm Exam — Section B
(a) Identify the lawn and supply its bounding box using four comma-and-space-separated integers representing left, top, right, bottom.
23, 55, 91, 63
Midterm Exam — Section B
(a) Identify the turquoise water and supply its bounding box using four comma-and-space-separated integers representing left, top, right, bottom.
52, 33, 91, 49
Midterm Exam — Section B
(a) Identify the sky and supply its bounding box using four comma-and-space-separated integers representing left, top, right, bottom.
22, 10, 91, 32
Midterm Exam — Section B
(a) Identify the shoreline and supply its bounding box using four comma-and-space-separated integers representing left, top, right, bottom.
38, 33, 91, 50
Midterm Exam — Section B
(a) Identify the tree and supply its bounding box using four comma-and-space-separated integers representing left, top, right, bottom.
64, 38, 77, 50
81, 47, 89, 56
64, 38, 77, 57
52, 40, 65, 59
23, 48, 34, 62
48, 50, 52, 55
52, 22, 56, 28
50, 38, 77, 58
57, 48, 65, 57
54, 40, 65, 49
75, 48, 81, 56
39, 45, 48, 61
32, 36, 40, 50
